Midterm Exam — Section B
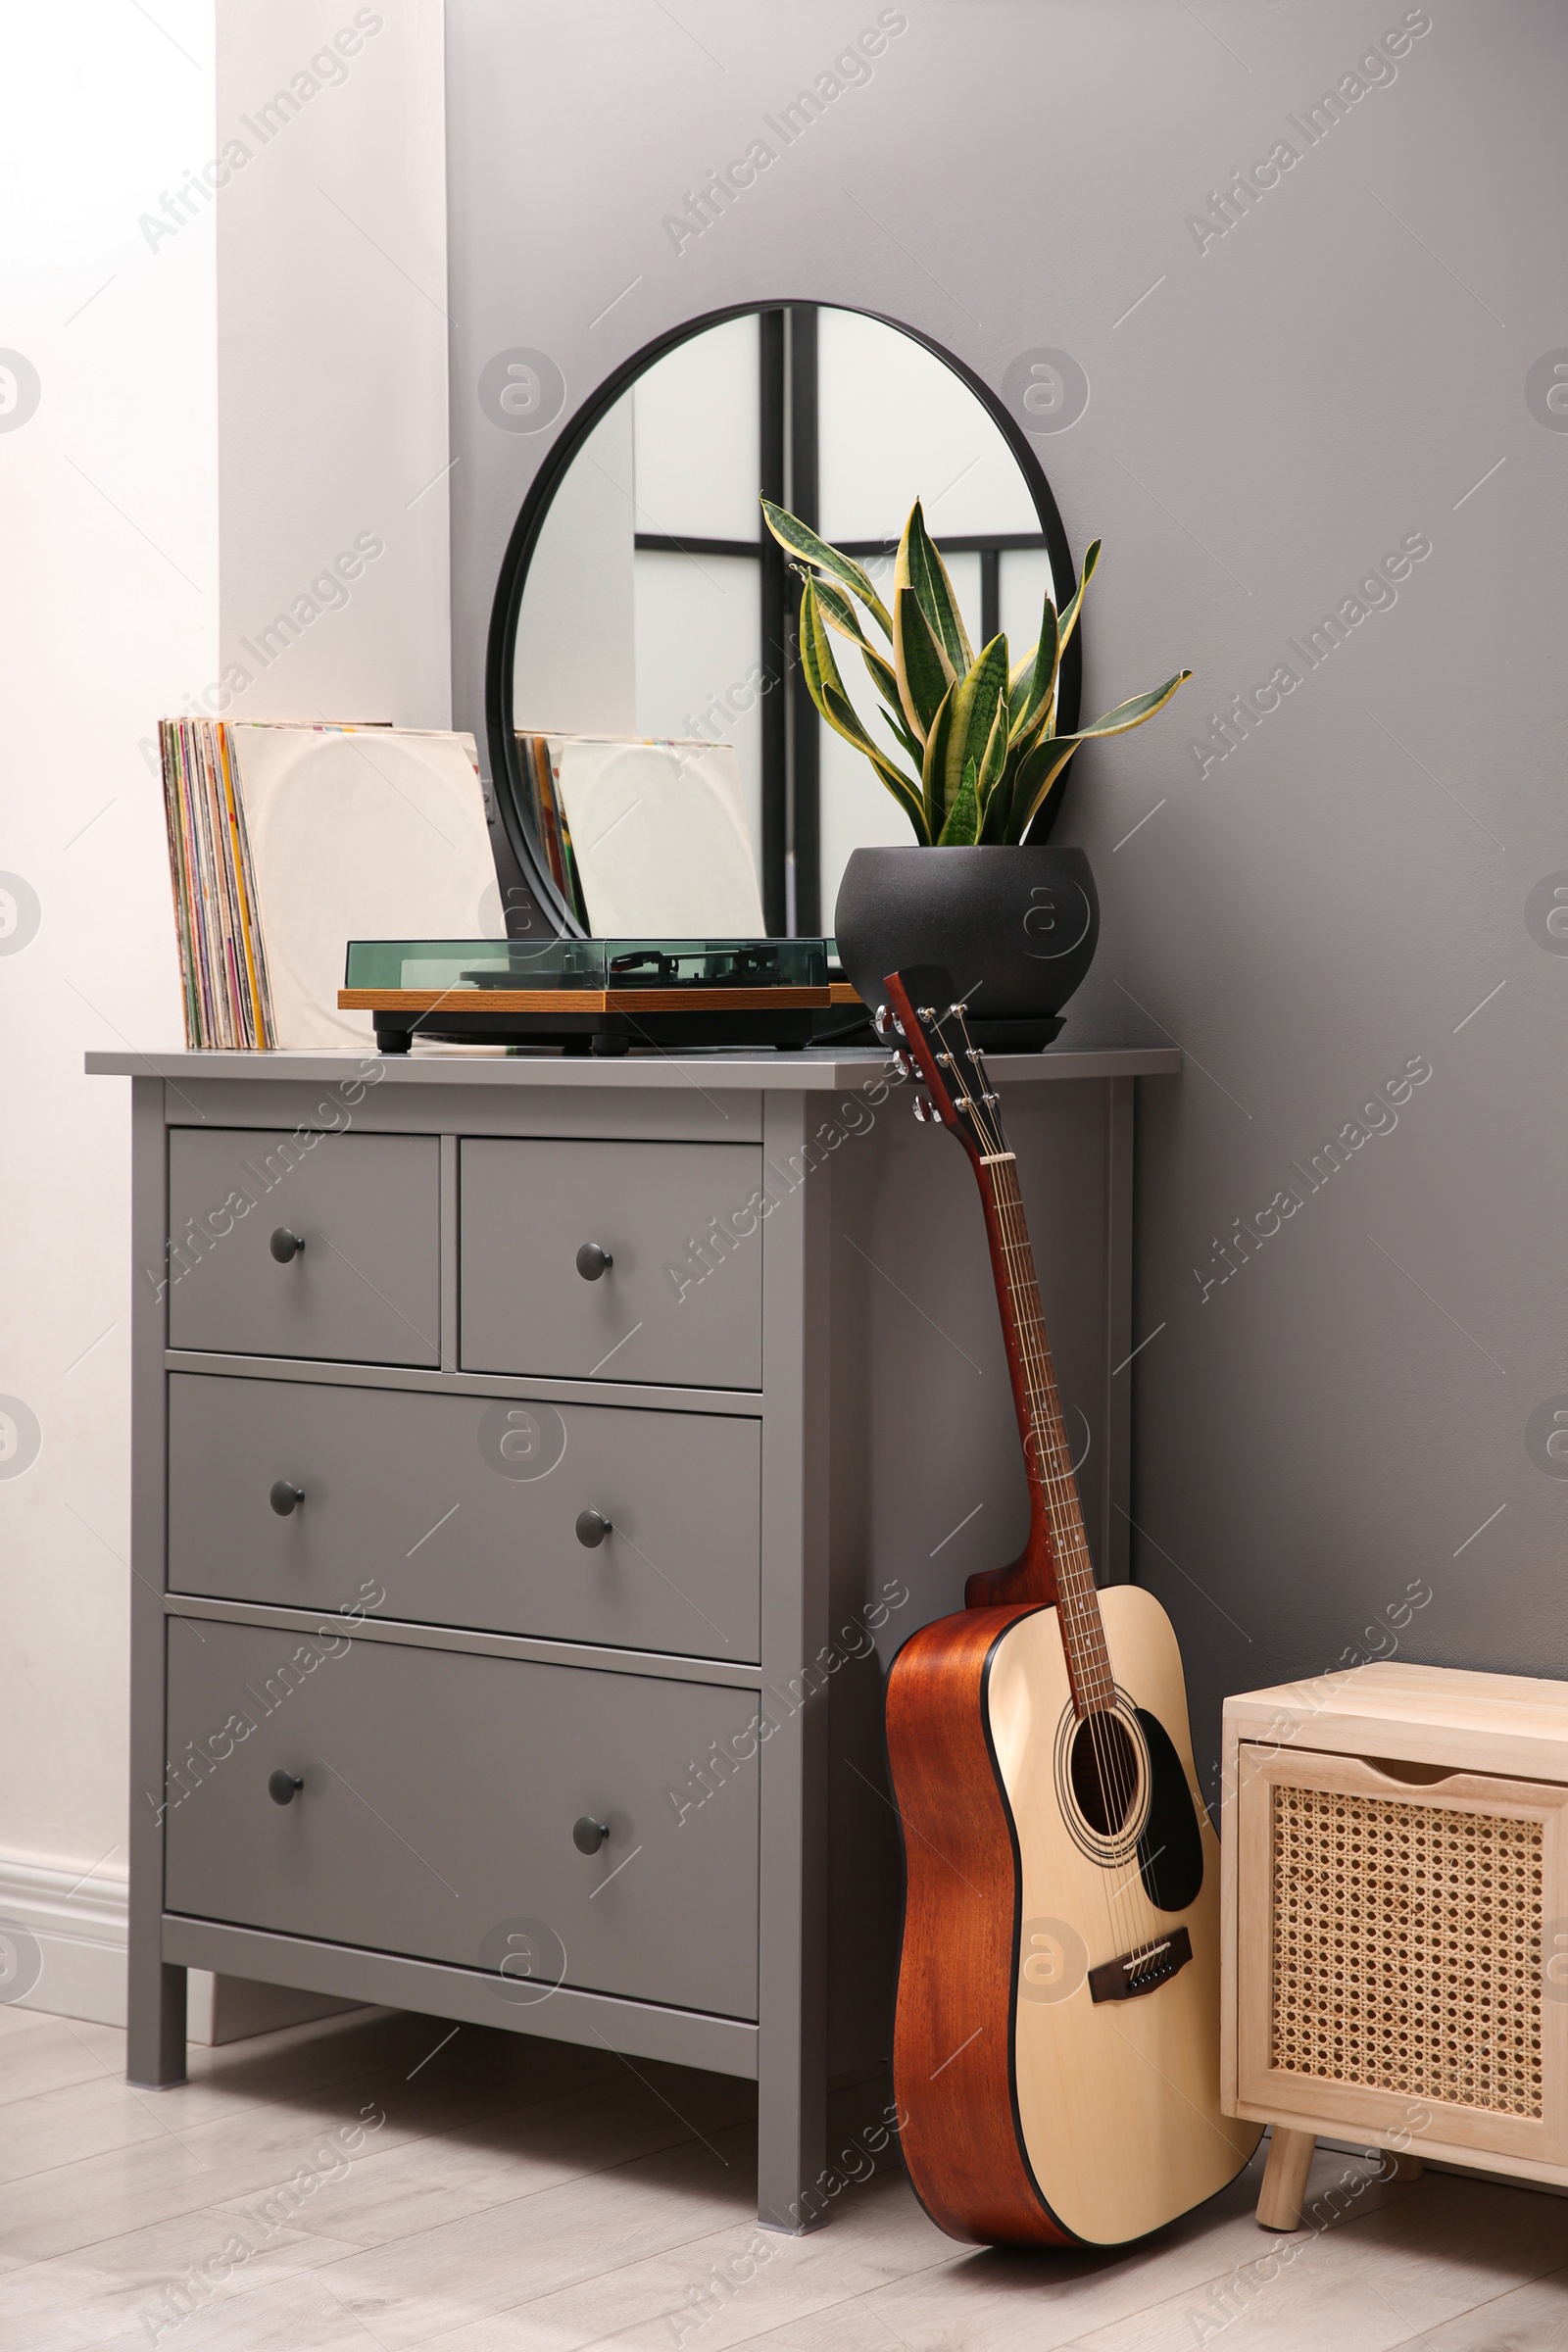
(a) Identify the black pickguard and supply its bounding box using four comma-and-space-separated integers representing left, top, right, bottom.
1134, 1708, 1205, 1912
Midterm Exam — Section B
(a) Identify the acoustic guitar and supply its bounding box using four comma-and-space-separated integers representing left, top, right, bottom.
880, 966, 1260, 2247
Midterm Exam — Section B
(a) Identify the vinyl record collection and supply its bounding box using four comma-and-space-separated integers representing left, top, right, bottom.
158, 717, 275, 1049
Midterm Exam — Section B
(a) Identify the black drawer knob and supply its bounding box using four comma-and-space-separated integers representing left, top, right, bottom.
270, 1228, 306, 1263
573, 1815, 608, 1855
575, 1508, 612, 1548
575, 1242, 612, 1282
270, 1480, 305, 1517
269, 1770, 304, 1805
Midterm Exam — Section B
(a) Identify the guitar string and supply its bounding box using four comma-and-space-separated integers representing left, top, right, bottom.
933, 1003, 1161, 1973
923, 1010, 1152, 1972
985, 1153, 1164, 1971
973, 1064, 1166, 1973
982, 1113, 1163, 1973
984, 1154, 1158, 1967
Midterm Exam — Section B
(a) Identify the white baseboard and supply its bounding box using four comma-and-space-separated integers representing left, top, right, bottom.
0, 1854, 128, 2028
0, 1853, 358, 2043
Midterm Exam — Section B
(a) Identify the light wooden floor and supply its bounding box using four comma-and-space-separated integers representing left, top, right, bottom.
2, 1999, 1565, 2351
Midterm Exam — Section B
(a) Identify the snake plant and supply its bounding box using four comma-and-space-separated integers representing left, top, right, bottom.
760, 496, 1191, 846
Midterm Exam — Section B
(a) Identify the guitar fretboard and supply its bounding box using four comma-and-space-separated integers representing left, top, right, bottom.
987, 1153, 1114, 1717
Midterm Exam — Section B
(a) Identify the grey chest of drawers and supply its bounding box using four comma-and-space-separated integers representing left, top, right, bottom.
89, 1040, 1175, 2230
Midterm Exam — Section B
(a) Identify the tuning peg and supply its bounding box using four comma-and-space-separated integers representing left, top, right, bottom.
895, 1051, 914, 1079
912, 1094, 943, 1125
873, 1004, 893, 1038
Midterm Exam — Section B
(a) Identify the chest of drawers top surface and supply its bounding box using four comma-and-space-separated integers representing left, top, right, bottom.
90, 1046, 1179, 1091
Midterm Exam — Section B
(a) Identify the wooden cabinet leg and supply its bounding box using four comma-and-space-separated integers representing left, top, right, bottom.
1256, 2126, 1315, 2230
1382, 2150, 1423, 2182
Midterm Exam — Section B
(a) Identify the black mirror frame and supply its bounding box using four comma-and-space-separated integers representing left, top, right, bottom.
484, 300, 1082, 940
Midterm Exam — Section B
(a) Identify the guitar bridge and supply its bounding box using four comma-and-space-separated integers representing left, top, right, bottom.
1088, 1925, 1194, 2004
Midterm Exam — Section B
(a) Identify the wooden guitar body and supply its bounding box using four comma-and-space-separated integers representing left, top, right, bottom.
889, 1584, 1260, 2246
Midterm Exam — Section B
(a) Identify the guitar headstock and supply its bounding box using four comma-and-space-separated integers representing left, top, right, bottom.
878, 965, 1009, 1166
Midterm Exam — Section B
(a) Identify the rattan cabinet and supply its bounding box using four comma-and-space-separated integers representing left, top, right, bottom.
1221, 1662, 1568, 2227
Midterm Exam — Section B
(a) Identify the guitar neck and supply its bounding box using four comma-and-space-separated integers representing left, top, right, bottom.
974, 1151, 1114, 1717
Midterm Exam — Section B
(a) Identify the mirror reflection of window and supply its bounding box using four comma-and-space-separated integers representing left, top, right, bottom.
509, 306, 1067, 939
631, 317, 764, 885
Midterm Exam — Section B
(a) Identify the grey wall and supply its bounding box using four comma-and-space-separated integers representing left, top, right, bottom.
445, 0, 1568, 1788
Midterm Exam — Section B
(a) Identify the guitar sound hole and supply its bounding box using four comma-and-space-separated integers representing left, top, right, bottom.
1069, 1710, 1140, 1837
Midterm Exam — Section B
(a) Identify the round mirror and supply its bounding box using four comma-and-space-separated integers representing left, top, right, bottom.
487, 304, 1079, 942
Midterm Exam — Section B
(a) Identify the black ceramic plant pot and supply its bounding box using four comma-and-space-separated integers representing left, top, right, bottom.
833, 846, 1100, 1050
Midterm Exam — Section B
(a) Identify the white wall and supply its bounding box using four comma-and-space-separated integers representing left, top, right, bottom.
0, 0, 451, 2024
216, 0, 450, 728
0, 1, 217, 1983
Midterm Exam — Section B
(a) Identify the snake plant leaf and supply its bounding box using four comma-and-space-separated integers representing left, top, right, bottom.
944, 635, 1011, 814
975, 679, 1011, 812
963, 691, 1011, 845
979, 758, 1015, 843
924, 639, 1010, 840
798, 577, 930, 842
1007, 541, 1099, 745
860, 638, 906, 720
810, 572, 879, 654
896, 500, 972, 677
1056, 537, 1101, 662
920, 679, 956, 839
938, 755, 981, 845
1009, 668, 1193, 840
871, 667, 927, 771
761, 499, 892, 637
813, 576, 928, 764
1006, 730, 1083, 841
894, 585, 956, 742
1007, 594, 1059, 752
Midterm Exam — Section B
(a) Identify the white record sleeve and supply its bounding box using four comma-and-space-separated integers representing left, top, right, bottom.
230, 724, 502, 1049
553, 736, 764, 938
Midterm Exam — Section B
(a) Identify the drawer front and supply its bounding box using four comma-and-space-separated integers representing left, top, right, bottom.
461, 1138, 761, 1390
168, 1374, 760, 1660
165, 1621, 759, 2018
168, 1130, 440, 1367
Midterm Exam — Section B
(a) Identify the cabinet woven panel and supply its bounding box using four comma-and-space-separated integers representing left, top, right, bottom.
1269, 1783, 1544, 2117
